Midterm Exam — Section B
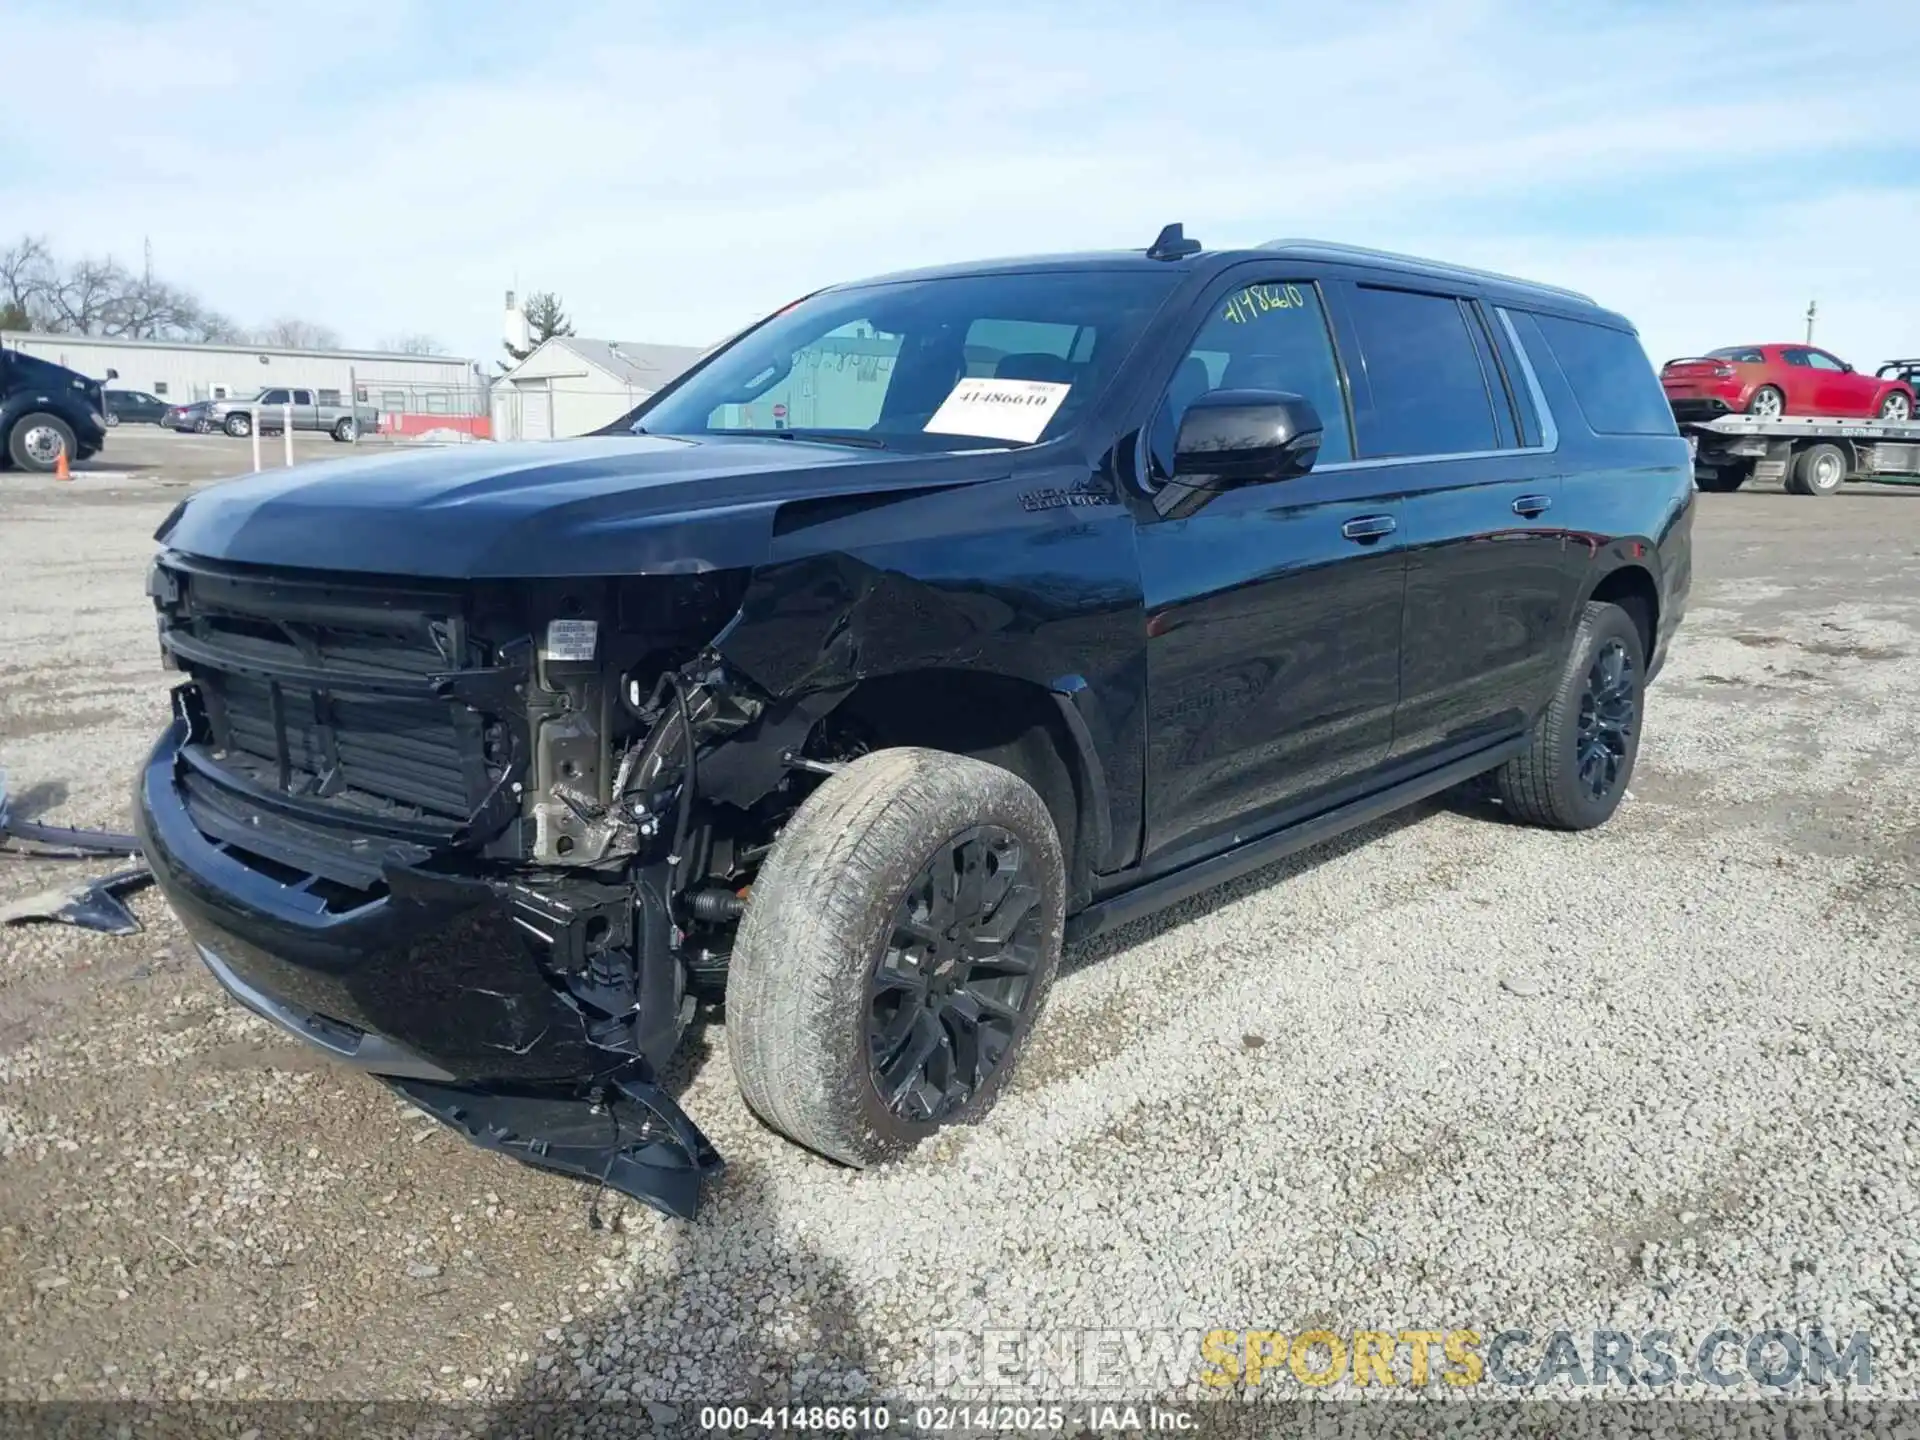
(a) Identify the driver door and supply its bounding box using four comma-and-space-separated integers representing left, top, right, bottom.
1135, 273, 1406, 867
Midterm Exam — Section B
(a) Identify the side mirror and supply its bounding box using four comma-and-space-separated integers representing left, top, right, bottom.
106, 368, 120, 380
1172, 389, 1324, 486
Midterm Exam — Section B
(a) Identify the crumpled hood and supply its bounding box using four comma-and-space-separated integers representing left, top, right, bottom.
158, 434, 991, 577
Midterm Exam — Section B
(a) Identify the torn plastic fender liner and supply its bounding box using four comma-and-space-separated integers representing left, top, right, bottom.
385, 1071, 722, 1223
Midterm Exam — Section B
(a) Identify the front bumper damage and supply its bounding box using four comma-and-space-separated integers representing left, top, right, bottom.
136, 717, 725, 1220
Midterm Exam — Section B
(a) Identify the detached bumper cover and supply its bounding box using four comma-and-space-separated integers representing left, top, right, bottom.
137, 719, 724, 1219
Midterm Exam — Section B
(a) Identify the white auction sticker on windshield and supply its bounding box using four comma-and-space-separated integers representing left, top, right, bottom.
924, 378, 1070, 444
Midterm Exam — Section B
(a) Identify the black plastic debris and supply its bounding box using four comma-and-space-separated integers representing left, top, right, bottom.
385, 1070, 724, 1221
0, 868, 153, 936
0, 768, 153, 934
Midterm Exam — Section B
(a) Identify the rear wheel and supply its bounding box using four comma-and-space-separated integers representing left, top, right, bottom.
1879, 391, 1913, 422
6, 412, 76, 473
1790, 442, 1848, 497
1747, 385, 1785, 420
331, 417, 358, 442
728, 748, 1066, 1167
1491, 601, 1645, 831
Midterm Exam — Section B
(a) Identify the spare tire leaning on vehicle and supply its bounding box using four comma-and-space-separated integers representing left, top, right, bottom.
728, 747, 1067, 1168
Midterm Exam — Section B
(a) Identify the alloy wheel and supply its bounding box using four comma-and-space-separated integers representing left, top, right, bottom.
1575, 639, 1637, 801
1751, 389, 1783, 420
866, 825, 1045, 1124
20, 425, 66, 466
1882, 394, 1912, 422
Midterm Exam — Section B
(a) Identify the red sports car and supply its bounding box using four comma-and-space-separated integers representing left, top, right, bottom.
1661, 344, 1914, 422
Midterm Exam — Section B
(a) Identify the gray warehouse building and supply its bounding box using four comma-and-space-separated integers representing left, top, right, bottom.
0, 332, 490, 438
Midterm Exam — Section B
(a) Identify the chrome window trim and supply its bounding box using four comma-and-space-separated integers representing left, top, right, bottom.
1495, 306, 1560, 452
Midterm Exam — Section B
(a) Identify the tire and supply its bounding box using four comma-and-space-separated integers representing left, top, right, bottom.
1491, 601, 1645, 831
104, 411, 121, 428
331, 417, 357, 442
1746, 385, 1785, 419
1792, 442, 1847, 497
1694, 464, 1749, 493
223, 412, 251, 439
1878, 391, 1913, 422
6, 411, 76, 473
728, 747, 1067, 1168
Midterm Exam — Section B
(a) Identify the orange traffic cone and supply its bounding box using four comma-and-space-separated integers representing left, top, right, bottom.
55, 450, 70, 481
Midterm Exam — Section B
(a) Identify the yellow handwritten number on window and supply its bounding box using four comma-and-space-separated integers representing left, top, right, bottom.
1223, 284, 1307, 324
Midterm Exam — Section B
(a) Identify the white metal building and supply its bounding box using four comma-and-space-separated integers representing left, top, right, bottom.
0, 331, 487, 433
492, 336, 706, 441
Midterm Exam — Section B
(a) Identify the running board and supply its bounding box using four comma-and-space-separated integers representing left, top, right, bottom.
1065, 735, 1527, 943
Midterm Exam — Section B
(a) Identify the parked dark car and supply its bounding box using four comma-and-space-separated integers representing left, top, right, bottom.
0, 348, 109, 472
105, 388, 172, 426
163, 401, 214, 433
136, 229, 1693, 1218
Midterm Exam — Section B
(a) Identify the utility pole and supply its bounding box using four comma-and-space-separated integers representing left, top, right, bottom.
1805, 299, 1817, 344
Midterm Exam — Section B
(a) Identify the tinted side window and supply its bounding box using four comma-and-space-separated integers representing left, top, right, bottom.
1531, 314, 1675, 436
1782, 349, 1812, 369
1345, 286, 1499, 458
1804, 350, 1845, 373
1148, 279, 1352, 480
260, 389, 290, 405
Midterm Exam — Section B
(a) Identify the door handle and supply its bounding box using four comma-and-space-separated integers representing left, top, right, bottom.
1341, 514, 1397, 542
1512, 494, 1552, 517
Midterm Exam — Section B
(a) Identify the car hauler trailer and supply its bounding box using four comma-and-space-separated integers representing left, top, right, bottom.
1687, 412, 1920, 496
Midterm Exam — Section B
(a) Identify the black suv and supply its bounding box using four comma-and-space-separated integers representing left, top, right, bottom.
1, 348, 110, 471
136, 228, 1693, 1218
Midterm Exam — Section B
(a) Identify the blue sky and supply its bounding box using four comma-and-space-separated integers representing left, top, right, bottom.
7, 0, 1918, 370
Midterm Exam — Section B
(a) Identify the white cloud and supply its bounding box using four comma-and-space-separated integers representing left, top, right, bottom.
4, 0, 1916, 368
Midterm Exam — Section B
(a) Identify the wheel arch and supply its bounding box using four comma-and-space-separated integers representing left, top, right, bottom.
826, 668, 1108, 911
1582, 561, 1659, 662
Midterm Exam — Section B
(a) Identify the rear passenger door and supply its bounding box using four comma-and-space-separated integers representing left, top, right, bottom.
290, 389, 318, 431
1328, 281, 1572, 762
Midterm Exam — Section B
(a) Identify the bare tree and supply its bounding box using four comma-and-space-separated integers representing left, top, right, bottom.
2, 235, 363, 350
184, 309, 247, 344
46, 255, 130, 335
379, 333, 444, 355
0, 235, 53, 325
253, 317, 344, 351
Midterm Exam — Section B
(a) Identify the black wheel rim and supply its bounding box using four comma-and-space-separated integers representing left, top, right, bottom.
866, 824, 1044, 1124
1576, 638, 1637, 801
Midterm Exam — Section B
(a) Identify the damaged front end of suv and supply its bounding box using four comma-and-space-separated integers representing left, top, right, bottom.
136, 519, 917, 1219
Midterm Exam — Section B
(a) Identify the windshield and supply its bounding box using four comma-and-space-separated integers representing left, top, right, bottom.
635, 269, 1180, 450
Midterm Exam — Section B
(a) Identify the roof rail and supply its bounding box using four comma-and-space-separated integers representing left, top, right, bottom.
1258, 239, 1595, 304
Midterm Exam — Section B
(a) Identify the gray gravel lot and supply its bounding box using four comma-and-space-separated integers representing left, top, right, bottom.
1, 454, 1916, 1425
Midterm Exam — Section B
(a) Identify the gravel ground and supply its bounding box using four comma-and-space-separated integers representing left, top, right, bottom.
1, 463, 1916, 1430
